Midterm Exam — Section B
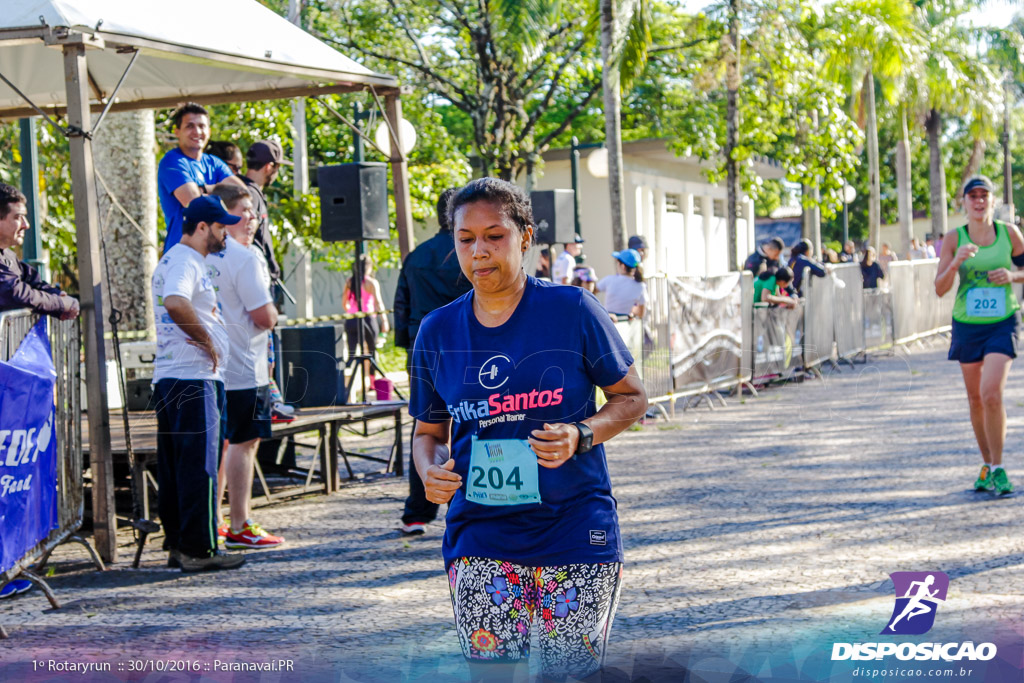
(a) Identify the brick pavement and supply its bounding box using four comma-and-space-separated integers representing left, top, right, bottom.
1, 343, 1022, 681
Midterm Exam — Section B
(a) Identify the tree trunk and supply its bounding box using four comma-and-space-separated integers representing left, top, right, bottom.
864, 68, 881, 250
601, 0, 628, 251
895, 107, 913, 258
1002, 78, 1014, 222
925, 109, 947, 238
725, 0, 741, 271
92, 110, 158, 338
808, 110, 821, 255
959, 137, 986, 207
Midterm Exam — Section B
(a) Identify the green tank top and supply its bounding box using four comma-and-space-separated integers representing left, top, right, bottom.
952, 221, 1020, 324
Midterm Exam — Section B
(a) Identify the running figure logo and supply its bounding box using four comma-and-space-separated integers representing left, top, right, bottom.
881, 572, 949, 635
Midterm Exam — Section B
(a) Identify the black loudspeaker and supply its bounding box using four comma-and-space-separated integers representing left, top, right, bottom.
279, 325, 349, 407
530, 189, 575, 245
318, 162, 390, 241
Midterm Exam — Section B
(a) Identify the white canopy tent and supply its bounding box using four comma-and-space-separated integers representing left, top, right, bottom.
0, 0, 413, 562
0, 0, 398, 114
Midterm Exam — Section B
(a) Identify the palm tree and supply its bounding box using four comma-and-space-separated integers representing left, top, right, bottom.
825, 0, 925, 250
917, 1, 994, 239
600, 0, 650, 251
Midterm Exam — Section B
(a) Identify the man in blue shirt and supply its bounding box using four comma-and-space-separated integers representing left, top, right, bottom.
158, 103, 245, 253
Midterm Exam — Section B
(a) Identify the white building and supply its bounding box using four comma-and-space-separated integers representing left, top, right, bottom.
534, 138, 786, 279
282, 139, 788, 319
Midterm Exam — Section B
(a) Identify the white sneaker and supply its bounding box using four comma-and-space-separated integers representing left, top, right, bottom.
272, 402, 295, 416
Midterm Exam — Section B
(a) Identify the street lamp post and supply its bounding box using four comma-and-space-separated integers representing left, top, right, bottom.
842, 183, 857, 248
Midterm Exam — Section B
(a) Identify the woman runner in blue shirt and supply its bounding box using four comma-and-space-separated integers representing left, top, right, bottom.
410, 178, 648, 680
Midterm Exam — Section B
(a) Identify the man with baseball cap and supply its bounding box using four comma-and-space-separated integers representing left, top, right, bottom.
158, 103, 245, 254
627, 235, 648, 263
553, 233, 585, 285
241, 140, 289, 289
241, 140, 293, 419
152, 195, 245, 572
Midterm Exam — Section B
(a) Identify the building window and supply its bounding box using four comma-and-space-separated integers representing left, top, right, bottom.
665, 193, 682, 213
692, 199, 703, 216
713, 199, 726, 217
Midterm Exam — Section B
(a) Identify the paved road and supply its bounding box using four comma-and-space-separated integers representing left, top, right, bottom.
1, 342, 1022, 682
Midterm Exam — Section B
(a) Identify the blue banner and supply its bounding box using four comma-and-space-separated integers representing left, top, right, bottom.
0, 317, 58, 574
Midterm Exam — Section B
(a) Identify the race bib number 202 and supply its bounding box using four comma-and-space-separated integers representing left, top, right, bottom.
966, 287, 1006, 318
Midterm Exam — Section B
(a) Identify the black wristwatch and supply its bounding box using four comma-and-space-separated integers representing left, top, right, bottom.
573, 422, 594, 455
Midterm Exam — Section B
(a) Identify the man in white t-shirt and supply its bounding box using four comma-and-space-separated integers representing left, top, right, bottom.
207, 184, 284, 551
152, 195, 244, 573
552, 233, 584, 284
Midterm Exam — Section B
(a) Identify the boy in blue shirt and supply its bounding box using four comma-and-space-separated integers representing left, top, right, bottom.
158, 103, 245, 253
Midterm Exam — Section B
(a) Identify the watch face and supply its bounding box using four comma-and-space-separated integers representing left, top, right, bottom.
576, 423, 593, 453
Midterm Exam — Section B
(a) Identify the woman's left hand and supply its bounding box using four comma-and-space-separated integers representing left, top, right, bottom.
988, 268, 1014, 285
528, 423, 580, 469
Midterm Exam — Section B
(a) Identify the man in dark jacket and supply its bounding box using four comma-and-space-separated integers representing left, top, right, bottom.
240, 140, 285, 288
395, 188, 471, 534
0, 183, 78, 319
744, 236, 784, 275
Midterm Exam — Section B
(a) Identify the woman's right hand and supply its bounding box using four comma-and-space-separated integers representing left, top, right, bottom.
955, 244, 978, 265
424, 458, 462, 504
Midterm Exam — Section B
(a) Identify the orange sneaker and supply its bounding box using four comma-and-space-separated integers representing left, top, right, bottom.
223, 521, 285, 550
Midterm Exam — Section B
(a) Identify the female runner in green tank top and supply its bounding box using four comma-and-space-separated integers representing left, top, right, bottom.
935, 176, 1023, 496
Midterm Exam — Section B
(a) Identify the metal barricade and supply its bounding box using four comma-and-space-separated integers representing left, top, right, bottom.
890, 259, 953, 344
640, 273, 752, 411
0, 309, 98, 624
888, 262, 917, 343
640, 276, 673, 401
803, 267, 834, 369
752, 302, 805, 381
832, 263, 866, 360
863, 288, 894, 352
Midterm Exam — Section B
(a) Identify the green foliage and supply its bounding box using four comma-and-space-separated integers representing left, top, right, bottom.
0, 0, 1020, 286
666, 0, 863, 219
0, 119, 81, 289
299, 0, 650, 179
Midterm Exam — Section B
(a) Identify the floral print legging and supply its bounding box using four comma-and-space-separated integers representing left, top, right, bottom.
448, 557, 622, 680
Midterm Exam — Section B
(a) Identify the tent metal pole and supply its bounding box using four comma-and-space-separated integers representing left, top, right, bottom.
385, 92, 414, 258
62, 39, 117, 564
89, 49, 140, 138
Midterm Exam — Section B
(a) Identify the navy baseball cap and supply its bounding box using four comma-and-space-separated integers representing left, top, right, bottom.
184, 196, 242, 226
963, 176, 994, 195
628, 235, 647, 250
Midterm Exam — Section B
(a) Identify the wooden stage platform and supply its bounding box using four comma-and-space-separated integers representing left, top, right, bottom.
84, 402, 406, 517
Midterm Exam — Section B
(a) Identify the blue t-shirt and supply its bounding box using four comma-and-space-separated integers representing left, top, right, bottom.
158, 148, 233, 253
410, 276, 634, 568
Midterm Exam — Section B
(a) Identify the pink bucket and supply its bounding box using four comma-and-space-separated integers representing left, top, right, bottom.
373, 377, 394, 401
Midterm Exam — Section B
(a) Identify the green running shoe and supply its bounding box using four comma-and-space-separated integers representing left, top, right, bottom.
974, 465, 993, 491
991, 468, 1014, 496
